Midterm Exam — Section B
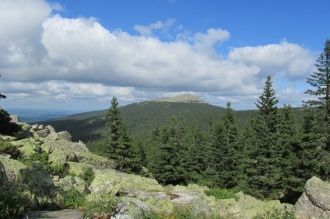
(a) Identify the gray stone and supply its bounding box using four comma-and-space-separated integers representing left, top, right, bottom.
295, 176, 330, 219
28, 209, 83, 219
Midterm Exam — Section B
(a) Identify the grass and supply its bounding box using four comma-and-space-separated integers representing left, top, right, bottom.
205, 188, 239, 201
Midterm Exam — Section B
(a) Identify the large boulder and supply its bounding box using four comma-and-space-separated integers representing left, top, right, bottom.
19, 162, 63, 209
295, 176, 330, 219
0, 155, 27, 181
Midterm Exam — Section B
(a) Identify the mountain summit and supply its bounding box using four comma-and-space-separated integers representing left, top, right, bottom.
153, 94, 207, 104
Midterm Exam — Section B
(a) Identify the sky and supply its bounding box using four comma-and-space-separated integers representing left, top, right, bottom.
0, 0, 329, 111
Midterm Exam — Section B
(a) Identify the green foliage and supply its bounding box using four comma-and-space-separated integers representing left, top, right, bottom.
49, 163, 69, 178
0, 183, 30, 219
205, 188, 239, 201
19, 148, 49, 167
254, 207, 295, 219
104, 96, 141, 173
0, 109, 21, 135
83, 192, 118, 217
62, 189, 85, 209
142, 206, 222, 219
302, 39, 330, 181
148, 118, 187, 185
0, 139, 21, 159
79, 166, 95, 185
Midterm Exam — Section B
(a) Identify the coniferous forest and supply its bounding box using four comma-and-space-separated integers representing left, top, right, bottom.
95, 40, 330, 204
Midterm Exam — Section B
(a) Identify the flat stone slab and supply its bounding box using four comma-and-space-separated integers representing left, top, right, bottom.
28, 209, 84, 219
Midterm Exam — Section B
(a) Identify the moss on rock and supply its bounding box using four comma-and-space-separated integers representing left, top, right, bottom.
0, 155, 27, 181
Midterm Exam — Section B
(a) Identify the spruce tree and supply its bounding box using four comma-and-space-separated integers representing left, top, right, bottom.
105, 97, 121, 158
148, 118, 186, 184
246, 75, 282, 199
183, 125, 206, 183
303, 39, 330, 180
218, 102, 240, 188
105, 96, 139, 173
277, 105, 302, 202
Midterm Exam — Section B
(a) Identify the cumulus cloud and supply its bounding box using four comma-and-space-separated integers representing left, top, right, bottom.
229, 41, 314, 78
0, 0, 316, 109
134, 19, 176, 36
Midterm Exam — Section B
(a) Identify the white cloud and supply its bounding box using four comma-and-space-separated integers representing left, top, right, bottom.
0, 0, 316, 109
134, 19, 175, 36
229, 41, 314, 78
193, 28, 230, 56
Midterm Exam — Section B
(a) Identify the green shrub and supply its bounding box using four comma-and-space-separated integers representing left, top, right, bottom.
0, 182, 30, 218
142, 206, 222, 219
62, 189, 85, 209
83, 192, 118, 217
0, 139, 21, 159
205, 188, 239, 201
79, 166, 95, 185
254, 207, 296, 219
19, 150, 49, 167
48, 163, 69, 178
0, 109, 21, 135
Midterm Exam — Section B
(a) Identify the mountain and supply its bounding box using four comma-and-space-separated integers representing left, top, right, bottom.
37, 94, 304, 143
38, 101, 232, 143
154, 94, 207, 103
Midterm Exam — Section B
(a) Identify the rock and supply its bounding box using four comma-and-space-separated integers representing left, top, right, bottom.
0, 160, 8, 184
126, 190, 170, 201
295, 176, 330, 219
18, 162, 63, 208
0, 134, 16, 141
36, 128, 51, 138
67, 162, 94, 176
55, 176, 88, 194
89, 169, 164, 198
28, 209, 83, 219
10, 114, 19, 123
0, 155, 27, 181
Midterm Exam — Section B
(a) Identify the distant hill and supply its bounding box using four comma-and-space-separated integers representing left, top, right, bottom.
39, 101, 235, 142
6, 108, 79, 123
38, 95, 304, 143
153, 94, 207, 104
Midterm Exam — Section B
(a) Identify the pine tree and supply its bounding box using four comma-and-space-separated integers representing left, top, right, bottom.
303, 39, 330, 180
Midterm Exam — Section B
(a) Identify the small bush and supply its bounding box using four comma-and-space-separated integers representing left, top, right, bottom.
48, 163, 69, 178
0, 139, 21, 159
79, 166, 95, 185
0, 182, 30, 218
254, 207, 296, 219
62, 189, 85, 209
83, 192, 118, 217
205, 188, 239, 201
142, 206, 222, 219
19, 150, 49, 167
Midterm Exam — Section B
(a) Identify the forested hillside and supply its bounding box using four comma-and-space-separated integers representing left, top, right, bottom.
39, 101, 303, 144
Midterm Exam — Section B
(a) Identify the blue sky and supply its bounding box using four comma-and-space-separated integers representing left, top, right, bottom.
0, 0, 329, 111
53, 0, 329, 49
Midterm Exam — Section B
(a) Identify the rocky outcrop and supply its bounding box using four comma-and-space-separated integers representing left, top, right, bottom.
28, 209, 84, 219
295, 176, 330, 219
